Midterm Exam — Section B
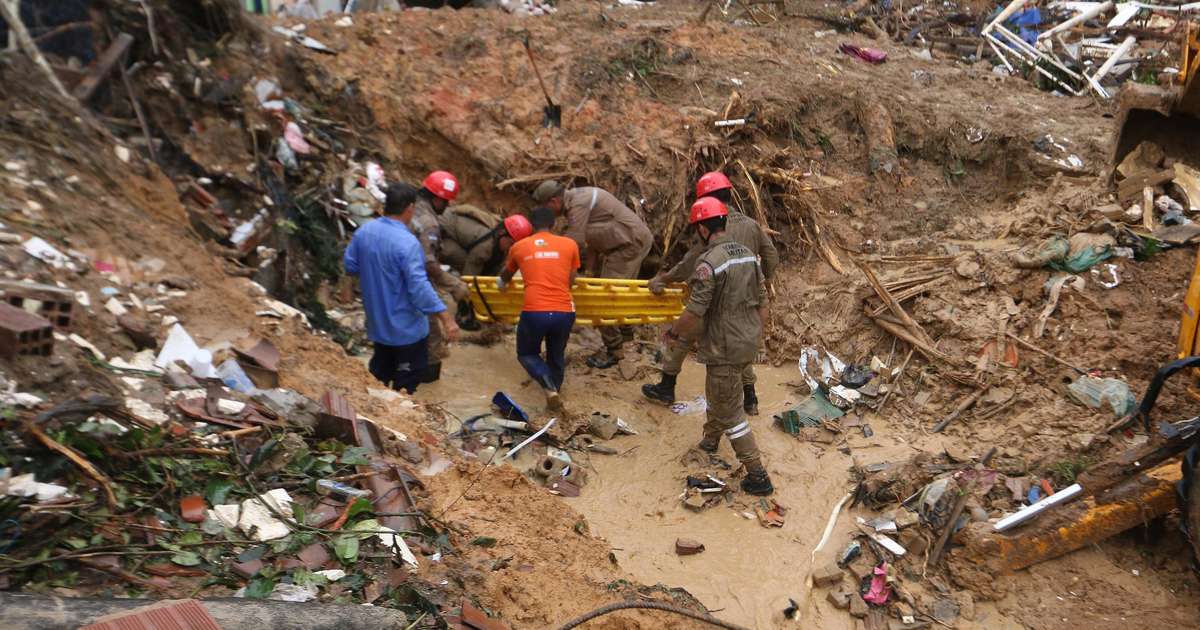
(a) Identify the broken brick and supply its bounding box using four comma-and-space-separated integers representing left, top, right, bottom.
80, 599, 221, 630
179, 495, 206, 523
144, 563, 207, 577
850, 593, 869, 618
279, 543, 331, 571
461, 600, 510, 630
826, 590, 852, 609
231, 559, 264, 579
0, 279, 74, 330
812, 562, 844, 587
674, 538, 706, 555
0, 302, 53, 357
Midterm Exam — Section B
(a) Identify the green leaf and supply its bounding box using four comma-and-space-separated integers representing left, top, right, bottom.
346, 498, 372, 520
291, 503, 307, 528
238, 546, 268, 563
349, 518, 380, 539
291, 568, 329, 588
170, 551, 202, 566
178, 531, 203, 546
206, 479, 235, 505
244, 575, 276, 599
333, 535, 359, 562
64, 538, 88, 550
339, 446, 371, 466
471, 536, 497, 548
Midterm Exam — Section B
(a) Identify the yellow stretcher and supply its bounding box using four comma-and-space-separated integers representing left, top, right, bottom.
462, 276, 687, 326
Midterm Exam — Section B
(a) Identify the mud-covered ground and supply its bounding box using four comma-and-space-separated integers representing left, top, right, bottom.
3, 0, 1200, 628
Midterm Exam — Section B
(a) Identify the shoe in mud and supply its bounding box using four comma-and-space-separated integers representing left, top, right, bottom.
546, 390, 564, 413
741, 469, 775, 496
743, 384, 759, 416
586, 354, 619, 369
642, 381, 675, 405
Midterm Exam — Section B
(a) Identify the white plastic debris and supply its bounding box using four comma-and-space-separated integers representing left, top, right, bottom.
375, 525, 419, 567
671, 396, 707, 415
267, 583, 318, 602
315, 569, 346, 581
217, 399, 246, 415
155, 323, 201, 369
126, 397, 170, 425
334, 16, 353, 27
66, 333, 106, 361
23, 237, 75, 270
4, 473, 70, 502
104, 297, 128, 317
115, 146, 131, 163
235, 489, 294, 542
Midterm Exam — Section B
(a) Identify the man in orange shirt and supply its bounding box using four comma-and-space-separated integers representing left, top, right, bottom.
499, 206, 581, 412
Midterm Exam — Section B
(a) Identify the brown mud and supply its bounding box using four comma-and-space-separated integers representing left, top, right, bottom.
3, 0, 1200, 628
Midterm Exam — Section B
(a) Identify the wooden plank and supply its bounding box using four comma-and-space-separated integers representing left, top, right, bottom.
72, 33, 134, 102
1116, 168, 1174, 201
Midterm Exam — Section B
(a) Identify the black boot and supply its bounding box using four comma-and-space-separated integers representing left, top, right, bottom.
641, 373, 677, 405
741, 468, 774, 496
421, 362, 442, 384
743, 384, 759, 416
586, 353, 620, 369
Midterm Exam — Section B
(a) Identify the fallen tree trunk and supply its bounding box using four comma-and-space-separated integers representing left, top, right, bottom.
950, 460, 1179, 575
0, 594, 409, 630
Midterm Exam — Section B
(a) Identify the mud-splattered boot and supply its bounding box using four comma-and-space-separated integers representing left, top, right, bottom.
545, 389, 564, 413
741, 462, 774, 496
641, 373, 677, 406
743, 384, 759, 416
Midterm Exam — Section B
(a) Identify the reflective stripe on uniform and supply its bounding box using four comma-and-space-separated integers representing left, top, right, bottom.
588, 188, 599, 212
712, 255, 758, 275
726, 420, 752, 440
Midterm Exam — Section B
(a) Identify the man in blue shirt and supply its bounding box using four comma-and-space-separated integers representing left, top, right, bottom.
344, 183, 458, 393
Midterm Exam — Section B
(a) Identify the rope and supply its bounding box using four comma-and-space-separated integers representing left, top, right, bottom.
556, 601, 752, 630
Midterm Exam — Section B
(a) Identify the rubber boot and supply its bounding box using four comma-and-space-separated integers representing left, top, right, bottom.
697, 433, 720, 453
641, 373, 677, 405
741, 463, 774, 496
743, 383, 759, 416
422, 362, 442, 384
586, 352, 620, 369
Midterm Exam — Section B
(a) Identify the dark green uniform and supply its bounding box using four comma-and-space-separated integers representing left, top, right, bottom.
659, 211, 778, 383
684, 233, 767, 467
437, 204, 503, 276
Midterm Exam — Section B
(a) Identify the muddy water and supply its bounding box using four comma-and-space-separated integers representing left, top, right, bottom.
417, 338, 880, 628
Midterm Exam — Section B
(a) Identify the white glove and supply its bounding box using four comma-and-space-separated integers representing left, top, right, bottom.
496, 275, 508, 292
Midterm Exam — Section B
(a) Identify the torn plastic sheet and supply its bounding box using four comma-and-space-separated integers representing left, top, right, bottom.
375, 525, 419, 567
798, 346, 848, 394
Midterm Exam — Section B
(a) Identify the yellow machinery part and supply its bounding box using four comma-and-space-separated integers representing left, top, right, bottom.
463, 276, 688, 326
956, 461, 1180, 573
1177, 249, 1200, 399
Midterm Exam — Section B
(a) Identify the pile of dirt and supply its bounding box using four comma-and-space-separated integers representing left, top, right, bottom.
4, 0, 1200, 628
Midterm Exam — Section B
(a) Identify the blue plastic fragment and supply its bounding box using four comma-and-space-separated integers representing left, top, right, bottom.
1027, 486, 1041, 504
491, 391, 529, 423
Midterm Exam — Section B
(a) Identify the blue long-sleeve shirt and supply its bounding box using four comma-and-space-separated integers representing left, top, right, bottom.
344, 217, 445, 347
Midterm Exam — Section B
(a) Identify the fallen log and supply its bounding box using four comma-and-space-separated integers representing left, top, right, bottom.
0, 594, 409, 630
951, 460, 1179, 573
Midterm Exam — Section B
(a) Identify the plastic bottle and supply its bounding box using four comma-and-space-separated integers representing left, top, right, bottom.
315, 479, 372, 501
188, 349, 217, 378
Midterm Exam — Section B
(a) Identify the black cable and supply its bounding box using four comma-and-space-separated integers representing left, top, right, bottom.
557, 601, 752, 630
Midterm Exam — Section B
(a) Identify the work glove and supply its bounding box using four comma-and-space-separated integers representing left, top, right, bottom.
496, 275, 508, 292
648, 274, 667, 295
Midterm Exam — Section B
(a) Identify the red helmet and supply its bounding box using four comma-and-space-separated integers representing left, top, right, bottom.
423, 171, 459, 201
695, 171, 732, 198
689, 197, 728, 224
503, 214, 533, 241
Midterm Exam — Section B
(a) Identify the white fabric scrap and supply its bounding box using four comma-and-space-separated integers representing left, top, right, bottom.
375, 525, 418, 567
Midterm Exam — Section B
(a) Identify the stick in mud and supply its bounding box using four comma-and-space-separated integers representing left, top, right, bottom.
929, 447, 998, 566
931, 386, 989, 433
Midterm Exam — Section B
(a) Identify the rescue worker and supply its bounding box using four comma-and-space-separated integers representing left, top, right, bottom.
438, 205, 532, 276
642, 172, 779, 415
411, 170, 469, 383
664, 197, 774, 496
498, 207, 581, 411
343, 183, 457, 394
532, 180, 653, 369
